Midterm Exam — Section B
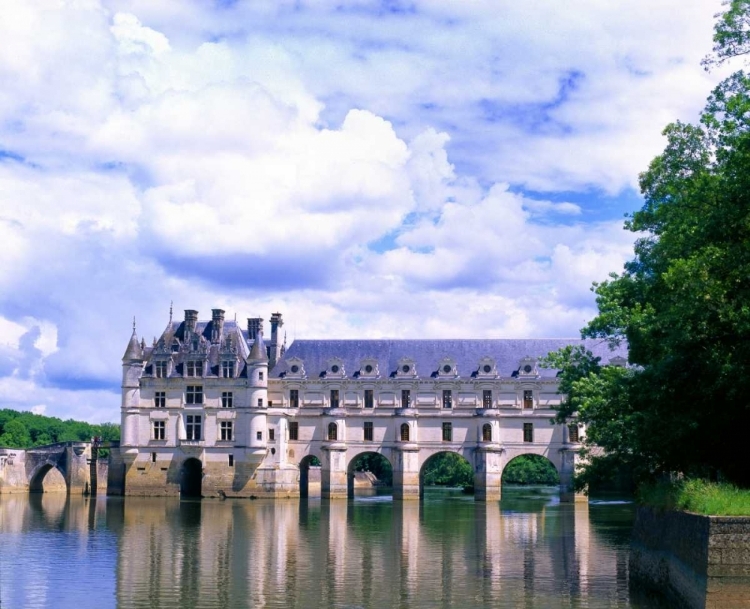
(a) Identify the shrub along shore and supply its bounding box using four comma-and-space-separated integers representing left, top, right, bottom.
638, 478, 750, 517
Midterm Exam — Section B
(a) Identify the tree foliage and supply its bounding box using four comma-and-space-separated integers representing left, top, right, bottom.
351, 452, 393, 486
0, 408, 120, 449
502, 455, 560, 486
547, 5, 750, 488
422, 452, 473, 487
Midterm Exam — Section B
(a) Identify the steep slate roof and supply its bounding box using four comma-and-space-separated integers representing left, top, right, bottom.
270, 339, 627, 379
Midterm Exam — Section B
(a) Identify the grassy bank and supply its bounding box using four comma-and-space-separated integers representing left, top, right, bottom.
638, 478, 750, 516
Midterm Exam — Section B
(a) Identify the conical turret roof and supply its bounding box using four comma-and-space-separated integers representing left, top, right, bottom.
122, 327, 143, 361
247, 331, 268, 363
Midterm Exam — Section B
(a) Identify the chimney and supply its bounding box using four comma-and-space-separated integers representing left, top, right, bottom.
269, 312, 284, 369
247, 318, 263, 341
211, 309, 225, 344
184, 310, 198, 335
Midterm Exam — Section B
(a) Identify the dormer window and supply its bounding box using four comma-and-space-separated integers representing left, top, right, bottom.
221, 360, 235, 378
326, 358, 345, 378
438, 357, 456, 377
186, 360, 203, 377
517, 356, 538, 377
171, 340, 180, 353
155, 361, 168, 378
477, 357, 497, 378
396, 358, 417, 378
285, 358, 305, 378
360, 358, 379, 377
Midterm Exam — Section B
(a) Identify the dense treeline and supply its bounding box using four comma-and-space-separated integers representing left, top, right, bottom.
502, 455, 560, 485
0, 409, 120, 449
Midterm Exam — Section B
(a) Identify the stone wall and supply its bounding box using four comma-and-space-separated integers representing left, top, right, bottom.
630, 506, 750, 609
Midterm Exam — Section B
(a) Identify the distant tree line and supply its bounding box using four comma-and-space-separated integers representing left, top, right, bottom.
0, 408, 120, 449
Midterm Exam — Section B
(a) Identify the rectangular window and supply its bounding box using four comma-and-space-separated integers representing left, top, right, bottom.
155, 361, 168, 378
482, 390, 492, 409
220, 421, 233, 441
221, 361, 235, 378
257, 398, 263, 408
442, 389, 452, 409
523, 390, 533, 409
523, 423, 533, 443
221, 391, 233, 408
290, 389, 299, 408
568, 424, 579, 443
289, 422, 299, 441
152, 420, 165, 441
186, 415, 202, 441
364, 389, 374, 409
256, 431, 262, 441
442, 422, 452, 442
186, 385, 203, 405
228, 454, 234, 467
151, 452, 157, 463
259, 371, 264, 381
269, 428, 275, 441
330, 389, 339, 408
364, 421, 374, 442
154, 391, 166, 408
186, 360, 202, 377
401, 389, 411, 408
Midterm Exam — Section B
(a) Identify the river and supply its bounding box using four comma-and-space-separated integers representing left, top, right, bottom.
0, 487, 668, 608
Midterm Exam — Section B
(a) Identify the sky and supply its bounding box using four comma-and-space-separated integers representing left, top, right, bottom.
0, 0, 729, 423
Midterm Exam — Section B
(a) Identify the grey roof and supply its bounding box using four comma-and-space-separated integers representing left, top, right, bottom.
248, 331, 268, 363
270, 339, 627, 379
122, 330, 143, 361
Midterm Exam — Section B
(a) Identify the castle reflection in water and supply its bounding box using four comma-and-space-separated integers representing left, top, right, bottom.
0, 492, 654, 609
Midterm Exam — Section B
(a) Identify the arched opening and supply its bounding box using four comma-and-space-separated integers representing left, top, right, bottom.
180, 458, 203, 498
327, 422, 338, 441
419, 451, 474, 499
29, 463, 67, 493
482, 423, 492, 442
501, 454, 560, 506
347, 452, 393, 499
299, 454, 322, 498
399, 423, 410, 442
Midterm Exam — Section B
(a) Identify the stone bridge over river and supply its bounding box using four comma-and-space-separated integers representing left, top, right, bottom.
0, 441, 109, 495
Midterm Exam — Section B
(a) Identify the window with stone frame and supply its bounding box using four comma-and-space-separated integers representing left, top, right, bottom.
364, 389, 374, 409
442, 389, 453, 409
400, 423, 410, 442
482, 423, 492, 442
523, 390, 533, 409
364, 421, 374, 442
256, 431, 262, 441
257, 398, 263, 408
152, 420, 165, 440
568, 424, 579, 443
154, 391, 166, 408
289, 389, 299, 408
221, 391, 233, 408
328, 422, 338, 441
220, 421, 233, 441
269, 428, 275, 441
186, 360, 203, 377
482, 390, 492, 409
289, 421, 299, 441
401, 389, 411, 408
259, 371, 264, 381
442, 422, 452, 442
186, 385, 203, 405
186, 415, 202, 440
523, 423, 533, 443
221, 360, 235, 378
330, 389, 339, 408
155, 361, 168, 378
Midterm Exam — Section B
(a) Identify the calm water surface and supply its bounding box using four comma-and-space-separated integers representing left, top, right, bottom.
0, 488, 667, 609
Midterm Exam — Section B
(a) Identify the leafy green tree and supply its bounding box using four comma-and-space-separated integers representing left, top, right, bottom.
422, 452, 473, 487
502, 455, 560, 485
549, 3, 750, 487
0, 419, 32, 448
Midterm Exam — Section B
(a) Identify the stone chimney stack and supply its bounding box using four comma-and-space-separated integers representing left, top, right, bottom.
269, 312, 284, 369
184, 310, 198, 335
247, 317, 263, 341
211, 309, 225, 344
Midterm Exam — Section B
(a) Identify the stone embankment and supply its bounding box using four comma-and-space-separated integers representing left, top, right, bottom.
630, 506, 750, 608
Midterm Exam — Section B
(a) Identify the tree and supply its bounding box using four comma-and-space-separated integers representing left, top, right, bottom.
0, 419, 32, 448
554, 4, 750, 487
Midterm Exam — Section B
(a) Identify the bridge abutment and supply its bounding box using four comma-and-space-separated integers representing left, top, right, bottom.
322, 444, 348, 499
393, 445, 420, 500
474, 445, 503, 501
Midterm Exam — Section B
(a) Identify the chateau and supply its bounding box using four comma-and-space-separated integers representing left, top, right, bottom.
117, 308, 627, 500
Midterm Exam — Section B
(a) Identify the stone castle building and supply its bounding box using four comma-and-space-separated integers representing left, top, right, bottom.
117, 308, 627, 500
